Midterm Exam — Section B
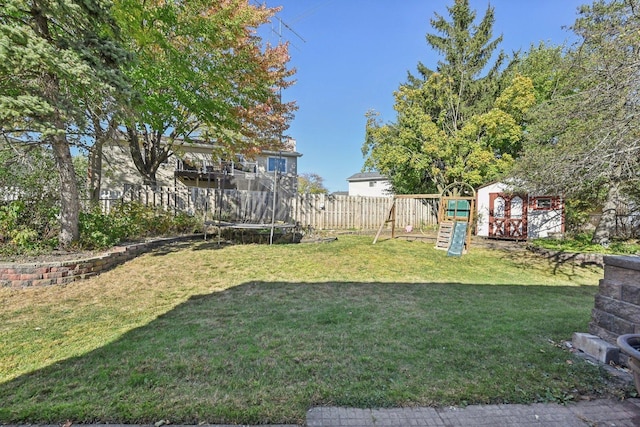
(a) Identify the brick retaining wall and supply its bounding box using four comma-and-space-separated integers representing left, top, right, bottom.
0, 235, 201, 288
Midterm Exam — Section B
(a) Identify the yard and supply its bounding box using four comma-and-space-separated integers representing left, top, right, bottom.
0, 235, 632, 425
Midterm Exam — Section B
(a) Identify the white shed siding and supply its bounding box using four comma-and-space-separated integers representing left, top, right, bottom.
476, 182, 510, 237
476, 182, 564, 239
528, 208, 564, 238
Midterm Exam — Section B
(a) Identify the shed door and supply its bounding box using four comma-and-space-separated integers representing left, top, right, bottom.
488, 193, 527, 240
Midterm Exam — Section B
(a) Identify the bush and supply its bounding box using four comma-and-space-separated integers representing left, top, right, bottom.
0, 201, 59, 255
0, 198, 202, 254
79, 202, 201, 249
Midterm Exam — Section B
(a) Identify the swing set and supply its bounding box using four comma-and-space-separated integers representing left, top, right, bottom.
373, 182, 476, 256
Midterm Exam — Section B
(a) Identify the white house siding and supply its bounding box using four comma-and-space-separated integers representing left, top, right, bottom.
347, 172, 392, 197
348, 181, 392, 197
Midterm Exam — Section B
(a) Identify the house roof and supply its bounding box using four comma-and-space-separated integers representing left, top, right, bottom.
106, 137, 302, 157
261, 149, 303, 158
347, 172, 389, 182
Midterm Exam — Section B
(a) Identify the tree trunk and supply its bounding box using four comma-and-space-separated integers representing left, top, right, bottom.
127, 126, 171, 190
87, 116, 117, 205
592, 181, 620, 245
52, 133, 80, 247
33, 4, 80, 247
88, 142, 103, 204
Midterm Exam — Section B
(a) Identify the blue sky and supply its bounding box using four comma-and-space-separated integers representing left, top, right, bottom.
260, 0, 587, 192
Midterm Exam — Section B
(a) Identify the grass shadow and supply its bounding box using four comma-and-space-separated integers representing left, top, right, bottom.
488, 243, 604, 281
0, 281, 630, 425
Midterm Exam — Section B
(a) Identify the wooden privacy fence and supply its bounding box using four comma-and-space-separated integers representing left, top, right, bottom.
99, 186, 439, 231
292, 194, 439, 230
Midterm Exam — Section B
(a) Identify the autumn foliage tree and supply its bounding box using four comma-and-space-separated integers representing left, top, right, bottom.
298, 173, 328, 195
115, 0, 296, 189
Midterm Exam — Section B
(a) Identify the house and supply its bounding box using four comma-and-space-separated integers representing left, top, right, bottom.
100, 138, 302, 222
476, 181, 564, 240
347, 172, 392, 197
102, 138, 301, 191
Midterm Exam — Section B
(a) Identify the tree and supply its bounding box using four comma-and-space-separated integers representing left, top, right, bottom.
504, 42, 570, 104
0, 0, 130, 246
0, 143, 59, 245
413, 0, 505, 130
514, 0, 640, 244
363, 0, 533, 194
114, 0, 296, 189
84, 91, 126, 205
298, 173, 328, 194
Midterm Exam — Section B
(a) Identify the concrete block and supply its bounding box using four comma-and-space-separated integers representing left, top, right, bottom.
573, 332, 619, 364
595, 294, 640, 324
604, 255, 640, 272
599, 279, 622, 299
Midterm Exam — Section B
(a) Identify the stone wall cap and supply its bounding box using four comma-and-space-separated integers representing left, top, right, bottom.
604, 255, 640, 271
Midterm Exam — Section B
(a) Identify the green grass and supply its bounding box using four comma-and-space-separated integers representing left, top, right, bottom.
0, 235, 630, 425
531, 233, 640, 255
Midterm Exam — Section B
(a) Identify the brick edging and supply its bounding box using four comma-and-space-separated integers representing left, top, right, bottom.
0, 235, 202, 288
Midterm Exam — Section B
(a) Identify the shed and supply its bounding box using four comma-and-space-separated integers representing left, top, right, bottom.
476, 182, 564, 240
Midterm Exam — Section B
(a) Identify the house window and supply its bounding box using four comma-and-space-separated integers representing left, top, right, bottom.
535, 197, 553, 210
267, 157, 286, 173
369, 181, 376, 187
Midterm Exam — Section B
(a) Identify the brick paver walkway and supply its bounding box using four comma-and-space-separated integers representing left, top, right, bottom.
306, 398, 640, 426
5, 398, 640, 427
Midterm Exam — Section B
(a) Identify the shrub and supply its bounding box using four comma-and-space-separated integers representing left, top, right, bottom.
0, 201, 59, 254
79, 202, 201, 249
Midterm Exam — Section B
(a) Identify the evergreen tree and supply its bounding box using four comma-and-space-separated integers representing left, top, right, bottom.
362, 0, 531, 194
0, 0, 130, 247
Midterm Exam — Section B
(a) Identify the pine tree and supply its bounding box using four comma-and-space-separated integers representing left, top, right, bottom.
0, 0, 130, 247
362, 0, 530, 194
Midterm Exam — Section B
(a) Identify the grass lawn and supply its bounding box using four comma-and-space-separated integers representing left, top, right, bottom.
0, 235, 632, 425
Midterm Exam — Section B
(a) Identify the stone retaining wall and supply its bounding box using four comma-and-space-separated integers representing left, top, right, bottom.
526, 245, 605, 267
590, 256, 640, 365
0, 235, 200, 288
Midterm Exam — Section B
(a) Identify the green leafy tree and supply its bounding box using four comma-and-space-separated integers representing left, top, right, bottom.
363, 0, 532, 194
298, 173, 328, 194
0, 0, 130, 247
505, 42, 570, 104
115, 0, 296, 189
514, 0, 640, 244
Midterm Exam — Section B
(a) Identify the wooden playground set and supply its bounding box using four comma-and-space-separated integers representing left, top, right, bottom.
373, 182, 476, 257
